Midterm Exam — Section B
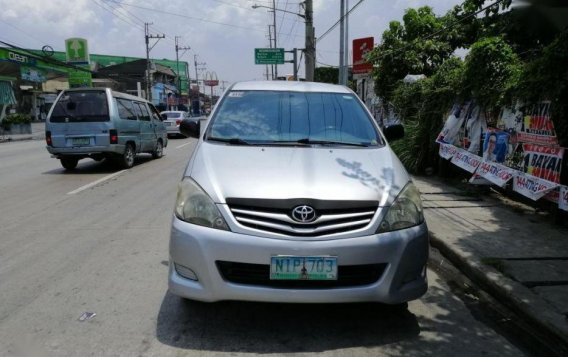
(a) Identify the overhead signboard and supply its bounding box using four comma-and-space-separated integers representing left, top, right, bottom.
203, 80, 219, 86
353, 37, 374, 77
255, 48, 285, 65
68, 65, 92, 88
65, 38, 90, 64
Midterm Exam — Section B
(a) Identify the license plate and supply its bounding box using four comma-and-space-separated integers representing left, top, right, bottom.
72, 137, 90, 145
270, 256, 337, 280
165, 122, 172, 126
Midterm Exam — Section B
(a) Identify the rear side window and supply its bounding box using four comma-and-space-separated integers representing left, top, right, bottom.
116, 98, 137, 120
135, 102, 151, 121
148, 104, 162, 121
50, 91, 109, 122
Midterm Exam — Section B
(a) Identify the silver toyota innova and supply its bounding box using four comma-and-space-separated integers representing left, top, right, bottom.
45, 88, 167, 170
169, 81, 428, 304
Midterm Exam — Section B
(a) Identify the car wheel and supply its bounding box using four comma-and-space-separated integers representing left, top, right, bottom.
117, 143, 135, 169
152, 140, 164, 159
60, 157, 78, 170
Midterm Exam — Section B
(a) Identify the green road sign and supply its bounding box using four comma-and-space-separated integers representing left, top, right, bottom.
65, 38, 90, 64
68, 65, 92, 88
255, 48, 284, 65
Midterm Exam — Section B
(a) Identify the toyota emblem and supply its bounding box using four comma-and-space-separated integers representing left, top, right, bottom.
291, 205, 317, 223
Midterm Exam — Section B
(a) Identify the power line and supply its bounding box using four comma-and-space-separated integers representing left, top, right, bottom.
113, 2, 266, 33
91, 0, 145, 31
0, 18, 48, 47
316, 0, 365, 43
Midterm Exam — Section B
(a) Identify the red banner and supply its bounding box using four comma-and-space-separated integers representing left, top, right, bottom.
352, 37, 374, 75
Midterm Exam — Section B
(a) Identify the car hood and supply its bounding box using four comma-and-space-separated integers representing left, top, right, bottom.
187, 142, 410, 207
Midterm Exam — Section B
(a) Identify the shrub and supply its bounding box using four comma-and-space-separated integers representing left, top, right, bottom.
1, 113, 32, 130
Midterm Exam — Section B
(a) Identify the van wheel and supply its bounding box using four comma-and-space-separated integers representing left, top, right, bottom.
152, 140, 164, 159
117, 143, 135, 169
60, 157, 78, 170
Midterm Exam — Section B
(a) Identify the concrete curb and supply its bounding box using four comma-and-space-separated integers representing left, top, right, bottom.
429, 230, 568, 354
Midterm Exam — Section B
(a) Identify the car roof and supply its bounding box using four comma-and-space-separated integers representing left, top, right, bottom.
62, 87, 149, 102
231, 80, 352, 94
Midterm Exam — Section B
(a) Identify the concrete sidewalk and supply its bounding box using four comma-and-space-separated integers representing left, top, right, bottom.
414, 175, 568, 352
0, 121, 45, 143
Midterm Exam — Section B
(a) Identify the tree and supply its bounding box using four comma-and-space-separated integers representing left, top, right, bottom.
366, 7, 454, 103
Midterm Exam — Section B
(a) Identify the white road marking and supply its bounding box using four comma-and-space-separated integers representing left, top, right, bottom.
67, 170, 127, 195
176, 142, 192, 149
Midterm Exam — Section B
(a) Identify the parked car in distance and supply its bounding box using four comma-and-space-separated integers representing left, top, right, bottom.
168, 81, 427, 305
45, 88, 168, 170
161, 110, 190, 138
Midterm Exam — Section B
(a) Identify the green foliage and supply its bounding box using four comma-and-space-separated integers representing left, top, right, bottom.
314, 67, 339, 84
389, 58, 465, 173
368, 0, 567, 172
463, 37, 521, 109
515, 29, 568, 146
1, 113, 31, 129
367, 7, 454, 103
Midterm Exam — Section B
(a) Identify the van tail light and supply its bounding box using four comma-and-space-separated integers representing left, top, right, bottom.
46, 131, 52, 146
109, 129, 118, 144
176, 119, 181, 126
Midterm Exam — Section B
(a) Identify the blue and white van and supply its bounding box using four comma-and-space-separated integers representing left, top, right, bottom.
45, 88, 168, 170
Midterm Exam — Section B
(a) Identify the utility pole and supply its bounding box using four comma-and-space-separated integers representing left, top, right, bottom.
339, 1, 350, 85
305, 0, 315, 82
339, 0, 345, 84
174, 36, 191, 103
268, 25, 274, 80
272, 0, 278, 79
144, 22, 165, 102
344, 0, 350, 85
193, 55, 206, 114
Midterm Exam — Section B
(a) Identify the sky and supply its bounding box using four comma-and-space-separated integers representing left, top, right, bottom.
0, 0, 465, 94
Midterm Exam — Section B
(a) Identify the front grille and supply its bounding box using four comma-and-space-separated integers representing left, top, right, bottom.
216, 261, 387, 288
227, 198, 378, 237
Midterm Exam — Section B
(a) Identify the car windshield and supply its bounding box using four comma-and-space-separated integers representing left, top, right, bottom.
207, 90, 382, 147
50, 91, 109, 122
163, 112, 183, 119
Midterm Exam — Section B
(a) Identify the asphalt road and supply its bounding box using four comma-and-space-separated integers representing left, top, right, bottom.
0, 138, 525, 356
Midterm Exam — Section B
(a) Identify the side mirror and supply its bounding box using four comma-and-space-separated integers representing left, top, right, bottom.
383, 124, 405, 142
161, 114, 167, 121
180, 119, 200, 138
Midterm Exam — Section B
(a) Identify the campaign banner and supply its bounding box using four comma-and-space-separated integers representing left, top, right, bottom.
482, 130, 510, 163
517, 102, 559, 146
476, 160, 516, 187
436, 102, 471, 146
544, 187, 559, 203
521, 144, 564, 184
451, 148, 482, 173
513, 172, 559, 201
439, 143, 457, 160
560, 186, 568, 212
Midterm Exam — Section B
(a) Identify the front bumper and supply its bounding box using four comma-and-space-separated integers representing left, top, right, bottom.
169, 216, 429, 303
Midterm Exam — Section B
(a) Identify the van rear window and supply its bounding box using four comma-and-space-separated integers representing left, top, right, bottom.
50, 91, 110, 122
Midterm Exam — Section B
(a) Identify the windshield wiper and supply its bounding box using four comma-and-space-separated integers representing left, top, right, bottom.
294, 138, 370, 147
207, 136, 251, 145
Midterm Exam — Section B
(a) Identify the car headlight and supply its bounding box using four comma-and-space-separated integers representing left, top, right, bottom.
378, 182, 424, 233
174, 178, 230, 231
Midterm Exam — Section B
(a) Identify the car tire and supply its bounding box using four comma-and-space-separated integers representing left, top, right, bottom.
152, 140, 164, 159
60, 157, 79, 170
117, 143, 135, 169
